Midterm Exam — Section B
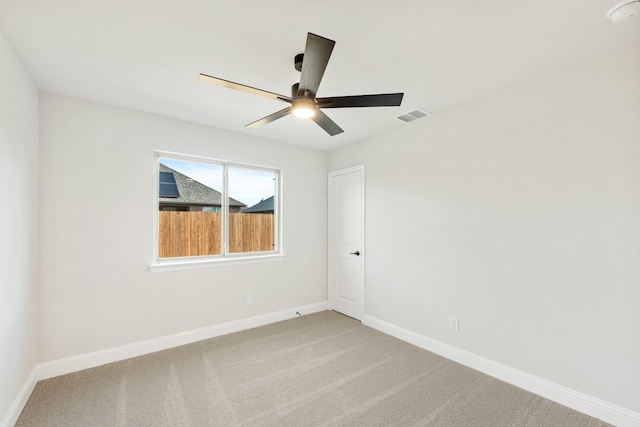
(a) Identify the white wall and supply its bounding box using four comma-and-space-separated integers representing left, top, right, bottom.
0, 32, 39, 419
38, 93, 328, 362
329, 44, 640, 413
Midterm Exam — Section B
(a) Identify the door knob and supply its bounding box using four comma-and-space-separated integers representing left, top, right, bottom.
350, 251, 361, 256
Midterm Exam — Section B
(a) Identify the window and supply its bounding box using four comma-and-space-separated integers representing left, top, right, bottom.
150, 151, 283, 272
158, 171, 179, 198
202, 206, 221, 213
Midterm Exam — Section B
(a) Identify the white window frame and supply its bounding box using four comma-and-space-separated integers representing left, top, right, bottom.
149, 150, 285, 272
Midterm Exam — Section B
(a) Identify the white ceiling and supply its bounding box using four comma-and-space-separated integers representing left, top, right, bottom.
0, 0, 638, 150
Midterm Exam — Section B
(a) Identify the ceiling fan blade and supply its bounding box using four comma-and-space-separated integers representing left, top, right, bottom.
199, 74, 292, 103
311, 109, 344, 136
298, 33, 335, 96
246, 107, 292, 128
317, 93, 404, 108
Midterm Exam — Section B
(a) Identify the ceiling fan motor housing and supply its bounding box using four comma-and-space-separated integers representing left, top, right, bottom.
291, 82, 315, 99
291, 82, 317, 118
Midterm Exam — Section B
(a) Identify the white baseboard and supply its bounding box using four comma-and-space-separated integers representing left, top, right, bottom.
9, 304, 634, 427
2, 302, 327, 426
0, 368, 38, 427
362, 314, 640, 427
37, 301, 329, 381
2, 301, 328, 426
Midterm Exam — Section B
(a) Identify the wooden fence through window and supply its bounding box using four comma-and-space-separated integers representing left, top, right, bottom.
158, 211, 274, 258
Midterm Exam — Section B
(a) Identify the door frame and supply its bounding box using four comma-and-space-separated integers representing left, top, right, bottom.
328, 164, 365, 320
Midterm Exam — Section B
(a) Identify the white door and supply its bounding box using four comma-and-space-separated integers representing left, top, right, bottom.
328, 165, 365, 320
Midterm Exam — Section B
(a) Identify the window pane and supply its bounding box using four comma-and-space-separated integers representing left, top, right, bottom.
158, 157, 223, 258
228, 166, 276, 253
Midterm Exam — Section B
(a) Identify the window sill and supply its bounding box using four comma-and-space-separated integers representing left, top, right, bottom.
148, 253, 286, 273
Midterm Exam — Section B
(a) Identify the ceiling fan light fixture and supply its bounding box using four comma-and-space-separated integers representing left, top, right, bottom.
291, 98, 317, 118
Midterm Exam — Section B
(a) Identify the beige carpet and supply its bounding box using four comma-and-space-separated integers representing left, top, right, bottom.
17, 311, 612, 426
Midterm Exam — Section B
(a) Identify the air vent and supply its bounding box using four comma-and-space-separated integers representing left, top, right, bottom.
397, 108, 432, 123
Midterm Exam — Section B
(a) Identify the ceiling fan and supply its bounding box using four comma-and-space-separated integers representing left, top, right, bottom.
199, 32, 404, 136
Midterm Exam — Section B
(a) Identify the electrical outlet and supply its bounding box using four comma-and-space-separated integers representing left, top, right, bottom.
246, 294, 253, 305
449, 316, 459, 332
